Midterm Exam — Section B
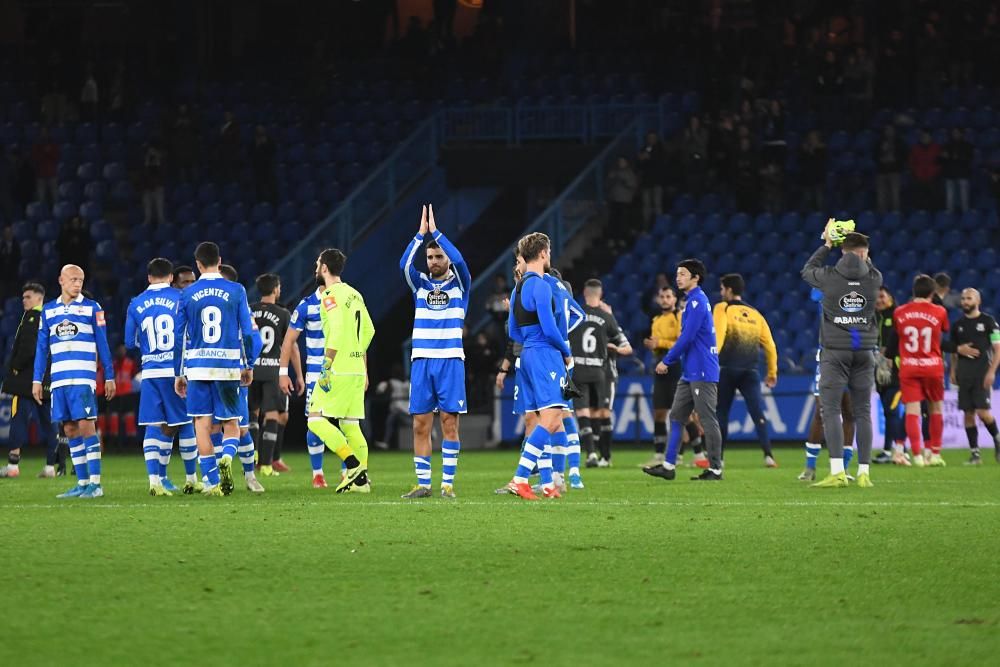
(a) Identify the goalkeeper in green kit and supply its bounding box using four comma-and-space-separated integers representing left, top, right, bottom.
307, 248, 376, 493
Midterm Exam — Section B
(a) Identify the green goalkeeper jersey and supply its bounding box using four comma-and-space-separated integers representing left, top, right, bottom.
319, 281, 375, 376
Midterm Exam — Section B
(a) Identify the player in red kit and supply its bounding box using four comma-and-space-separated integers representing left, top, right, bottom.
889, 274, 949, 467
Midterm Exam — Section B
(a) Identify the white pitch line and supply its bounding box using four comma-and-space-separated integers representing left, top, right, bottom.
8, 499, 1000, 510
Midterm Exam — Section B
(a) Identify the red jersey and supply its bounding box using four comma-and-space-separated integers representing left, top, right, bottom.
893, 301, 949, 377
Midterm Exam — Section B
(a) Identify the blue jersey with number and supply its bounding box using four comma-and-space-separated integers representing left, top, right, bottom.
173, 272, 259, 381
290, 289, 324, 387
125, 283, 182, 380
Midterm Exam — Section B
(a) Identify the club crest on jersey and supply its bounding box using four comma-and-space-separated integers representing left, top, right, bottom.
323, 296, 337, 311
55, 320, 79, 339
839, 291, 866, 313
426, 288, 450, 310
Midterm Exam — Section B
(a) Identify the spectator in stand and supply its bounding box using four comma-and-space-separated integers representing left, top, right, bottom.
844, 47, 874, 128
644, 272, 671, 317
636, 131, 666, 224
915, 19, 945, 102
759, 156, 784, 214
484, 273, 510, 332
815, 50, 844, 121
732, 137, 759, 213
798, 130, 827, 211
57, 215, 91, 275
11, 147, 34, 213
759, 99, 787, 166
0, 225, 20, 298
219, 110, 242, 183
107, 62, 125, 122
605, 156, 638, 232
933, 272, 961, 311
680, 115, 709, 194
172, 104, 199, 183
874, 125, 906, 213
80, 62, 99, 123
908, 129, 942, 210
251, 125, 278, 206
31, 127, 59, 208
942, 128, 973, 213
141, 141, 167, 226
709, 113, 737, 194
0, 144, 13, 226
878, 28, 909, 106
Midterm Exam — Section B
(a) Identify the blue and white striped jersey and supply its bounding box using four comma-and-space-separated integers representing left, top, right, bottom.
289, 288, 324, 386
33, 294, 113, 391
124, 282, 182, 380
173, 273, 259, 381
401, 230, 471, 361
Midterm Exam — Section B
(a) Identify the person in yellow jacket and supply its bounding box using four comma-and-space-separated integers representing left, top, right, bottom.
713, 273, 780, 467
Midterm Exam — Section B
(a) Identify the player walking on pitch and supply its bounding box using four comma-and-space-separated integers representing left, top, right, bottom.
950, 288, 1000, 464
173, 242, 261, 497
400, 205, 471, 499
125, 258, 199, 496
801, 222, 881, 487
307, 248, 375, 493
33, 264, 116, 498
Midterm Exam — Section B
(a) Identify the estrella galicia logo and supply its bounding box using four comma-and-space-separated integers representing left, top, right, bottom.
55, 320, 79, 340
839, 291, 866, 313
426, 289, 450, 311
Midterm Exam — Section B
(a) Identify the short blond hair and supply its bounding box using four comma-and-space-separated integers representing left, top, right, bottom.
518, 232, 550, 262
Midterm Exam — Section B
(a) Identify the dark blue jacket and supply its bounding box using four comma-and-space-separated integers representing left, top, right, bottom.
662, 285, 720, 382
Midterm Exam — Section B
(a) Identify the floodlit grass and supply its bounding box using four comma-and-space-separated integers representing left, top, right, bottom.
3, 447, 1000, 667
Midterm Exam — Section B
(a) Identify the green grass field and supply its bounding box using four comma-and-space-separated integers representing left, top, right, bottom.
3, 446, 1000, 667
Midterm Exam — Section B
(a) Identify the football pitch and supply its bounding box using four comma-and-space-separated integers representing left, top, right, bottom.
3, 447, 1000, 667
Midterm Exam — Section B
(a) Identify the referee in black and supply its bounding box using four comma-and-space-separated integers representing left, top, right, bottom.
950, 287, 1000, 464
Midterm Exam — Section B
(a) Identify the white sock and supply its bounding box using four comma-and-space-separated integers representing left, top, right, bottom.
186, 473, 197, 483
664, 462, 676, 470
569, 466, 580, 476
830, 458, 845, 475
44, 465, 54, 474
245, 471, 257, 481
858, 463, 870, 476
149, 474, 160, 486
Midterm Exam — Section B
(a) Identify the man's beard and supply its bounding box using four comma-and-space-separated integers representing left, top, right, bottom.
962, 305, 976, 314
315, 274, 325, 288
429, 267, 447, 279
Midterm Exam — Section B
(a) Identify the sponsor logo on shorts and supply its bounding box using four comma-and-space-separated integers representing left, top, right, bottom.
839, 291, 867, 313
55, 320, 79, 339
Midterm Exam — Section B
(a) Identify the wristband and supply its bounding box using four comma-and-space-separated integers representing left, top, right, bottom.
279, 367, 289, 377
497, 368, 508, 375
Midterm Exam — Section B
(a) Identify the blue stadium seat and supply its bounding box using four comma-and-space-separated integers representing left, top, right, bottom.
95, 239, 117, 262
957, 268, 980, 289
895, 250, 918, 274
787, 310, 810, 331
52, 200, 75, 222
279, 221, 304, 243
220, 184, 242, 206
250, 203, 273, 224
25, 202, 49, 223
960, 210, 982, 231
301, 201, 323, 224
742, 253, 762, 274
985, 269, 1000, 293
19, 239, 39, 261
79, 201, 102, 221
12, 220, 32, 242
276, 202, 297, 224
90, 219, 113, 242
110, 181, 134, 206
671, 194, 694, 216
225, 203, 245, 225
321, 181, 342, 206
733, 233, 755, 255
37, 220, 59, 242
197, 183, 218, 205
205, 222, 227, 242
728, 213, 750, 234
102, 162, 125, 183
174, 203, 197, 226
58, 181, 81, 204
787, 232, 809, 253
976, 248, 997, 272
881, 212, 902, 230
199, 202, 222, 225
84, 181, 107, 203
228, 222, 251, 244
295, 181, 317, 203
941, 229, 964, 252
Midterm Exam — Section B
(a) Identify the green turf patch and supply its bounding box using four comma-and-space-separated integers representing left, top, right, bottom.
3, 448, 999, 666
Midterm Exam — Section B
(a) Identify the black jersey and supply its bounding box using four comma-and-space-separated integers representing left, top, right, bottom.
251, 301, 291, 381
952, 313, 1000, 381
570, 305, 625, 383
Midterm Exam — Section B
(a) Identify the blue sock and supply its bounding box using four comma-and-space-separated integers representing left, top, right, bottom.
538, 442, 553, 487
563, 416, 581, 474
805, 442, 821, 470
200, 455, 220, 487
551, 429, 567, 474
221, 436, 238, 460
238, 431, 255, 474
211, 431, 223, 459
844, 445, 855, 469
142, 429, 161, 482
665, 420, 683, 466
84, 434, 102, 484
413, 455, 431, 487
514, 426, 548, 482
441, 440, 460, 486
306, 431, 325, 475
178, 423, 198, 479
